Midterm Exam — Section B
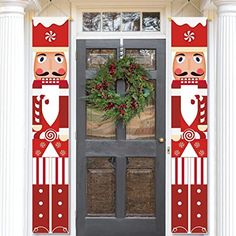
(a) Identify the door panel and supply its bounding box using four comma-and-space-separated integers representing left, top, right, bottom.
87, 157, 116, 216
126, 157, 155, 216
76, 39, 165, 236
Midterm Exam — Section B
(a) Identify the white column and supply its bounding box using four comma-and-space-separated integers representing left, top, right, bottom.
214, 1, 236, 236
0, 1, 29, 236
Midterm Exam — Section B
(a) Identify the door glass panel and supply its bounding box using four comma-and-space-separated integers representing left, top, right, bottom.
126, 81, 155, 140
125, 49, 156, 70
86, 107, 116, 139
86, 48, 116, 139
102, 13, 121, 32
142, 12, 161, 31
126, 100, 155, 140
126, 157, 155, 216
83, 13, 101, 32
87, 157, 116, 216
122, 12, 140, 31
87, 49, 116, 69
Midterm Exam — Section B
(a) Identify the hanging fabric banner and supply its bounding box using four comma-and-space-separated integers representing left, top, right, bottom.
171, 17, 208, 234
32, 17, 69, 234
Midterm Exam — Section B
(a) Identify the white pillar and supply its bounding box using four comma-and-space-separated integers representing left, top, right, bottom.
0, 1, 29, 236
214, 1, 236, 236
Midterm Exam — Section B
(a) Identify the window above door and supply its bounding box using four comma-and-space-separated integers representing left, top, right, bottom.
76, 8, 166, 38
83, 12, 161, 32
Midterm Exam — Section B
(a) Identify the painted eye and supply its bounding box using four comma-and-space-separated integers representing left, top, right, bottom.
55, 55, 64, 64
193, 55, 202, 64
37, 55, 46, 63
176, 55, 185, 64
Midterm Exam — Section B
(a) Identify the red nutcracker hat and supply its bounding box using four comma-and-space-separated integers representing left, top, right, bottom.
32, 17, 69, 47
171, 17, 207, 47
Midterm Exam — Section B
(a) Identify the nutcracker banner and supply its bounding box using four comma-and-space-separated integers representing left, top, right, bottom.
32, 17, 69, 234
171, 17, 208, 234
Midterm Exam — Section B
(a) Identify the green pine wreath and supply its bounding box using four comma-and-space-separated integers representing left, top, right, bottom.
86, 56, 154, 124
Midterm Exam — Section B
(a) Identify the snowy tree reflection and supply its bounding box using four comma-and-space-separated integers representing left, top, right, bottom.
82, 12, 160, 32
142, 13, 160, 31
83, 13, 101, 31
122, 13, 140, 31
102, 13, 121, 32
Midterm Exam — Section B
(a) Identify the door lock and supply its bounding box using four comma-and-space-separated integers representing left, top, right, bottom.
158, 137, 165, 143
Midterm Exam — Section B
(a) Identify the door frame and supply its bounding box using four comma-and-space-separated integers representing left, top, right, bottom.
76, 39, 166, 236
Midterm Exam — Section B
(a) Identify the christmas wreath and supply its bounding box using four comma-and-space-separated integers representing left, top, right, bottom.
86, 56, 154, 124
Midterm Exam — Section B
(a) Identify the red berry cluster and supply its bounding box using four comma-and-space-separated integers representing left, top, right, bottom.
95, 80, 109, 91
105, 102, 115, 110
128, 64, 138, 73
95, 83, 103, 90
118, 104, 127, 116
109, 64, 116, 75
131, 99, 138, 109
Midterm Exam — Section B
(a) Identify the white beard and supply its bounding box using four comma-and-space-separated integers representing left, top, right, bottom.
42, 85, 59, 126
181, 85, 198, 127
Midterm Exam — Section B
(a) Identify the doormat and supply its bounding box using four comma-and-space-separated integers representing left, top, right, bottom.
171, 17, 208, 234
32, 17, 69, 234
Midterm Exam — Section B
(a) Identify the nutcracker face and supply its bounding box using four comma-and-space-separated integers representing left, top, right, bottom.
34, 52, 67, 80
173, 52, 206, 80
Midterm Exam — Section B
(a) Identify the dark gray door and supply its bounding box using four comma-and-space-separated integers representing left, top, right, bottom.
76, 39, 166, 236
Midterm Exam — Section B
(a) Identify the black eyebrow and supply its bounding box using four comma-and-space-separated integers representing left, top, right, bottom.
193, 53, 203, 57
176, 53, 185, 56
55, 53, 64, 57
37, 53, 46, 56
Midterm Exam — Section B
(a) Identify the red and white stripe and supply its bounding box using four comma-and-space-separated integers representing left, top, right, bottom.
33, 157, 50, 185
190, 157, 207, 185
33, 157, 69, 185
172, 157, 207, 186
51, 157, 69, 185
171, 157, 189, 185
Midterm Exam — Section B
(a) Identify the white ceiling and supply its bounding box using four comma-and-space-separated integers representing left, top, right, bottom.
30, 0, 209, 17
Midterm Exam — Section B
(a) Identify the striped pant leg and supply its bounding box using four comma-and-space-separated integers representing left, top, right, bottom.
33, 157, 69, 233
51, 157, 69, 233
190, 157, 207, 233
171, 157, 189, 233
32, 157, 50, 233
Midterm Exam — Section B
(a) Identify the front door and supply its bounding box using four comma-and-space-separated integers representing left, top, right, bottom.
76, 39, 166, 236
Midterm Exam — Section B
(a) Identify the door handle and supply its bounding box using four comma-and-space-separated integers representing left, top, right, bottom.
158, 137, 165, 143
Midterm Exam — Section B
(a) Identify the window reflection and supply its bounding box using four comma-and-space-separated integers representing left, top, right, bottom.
122, 12, 140, 31
125, 49, 156, 70
142, 12, 160, 31
126, 79, 155, 140
82, 12, 160, 32
83, 13, 101, 32
102, 13, 121, 32
86, 107, 116, 139
87, 49, 116, 69
126, 100, 155, 140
